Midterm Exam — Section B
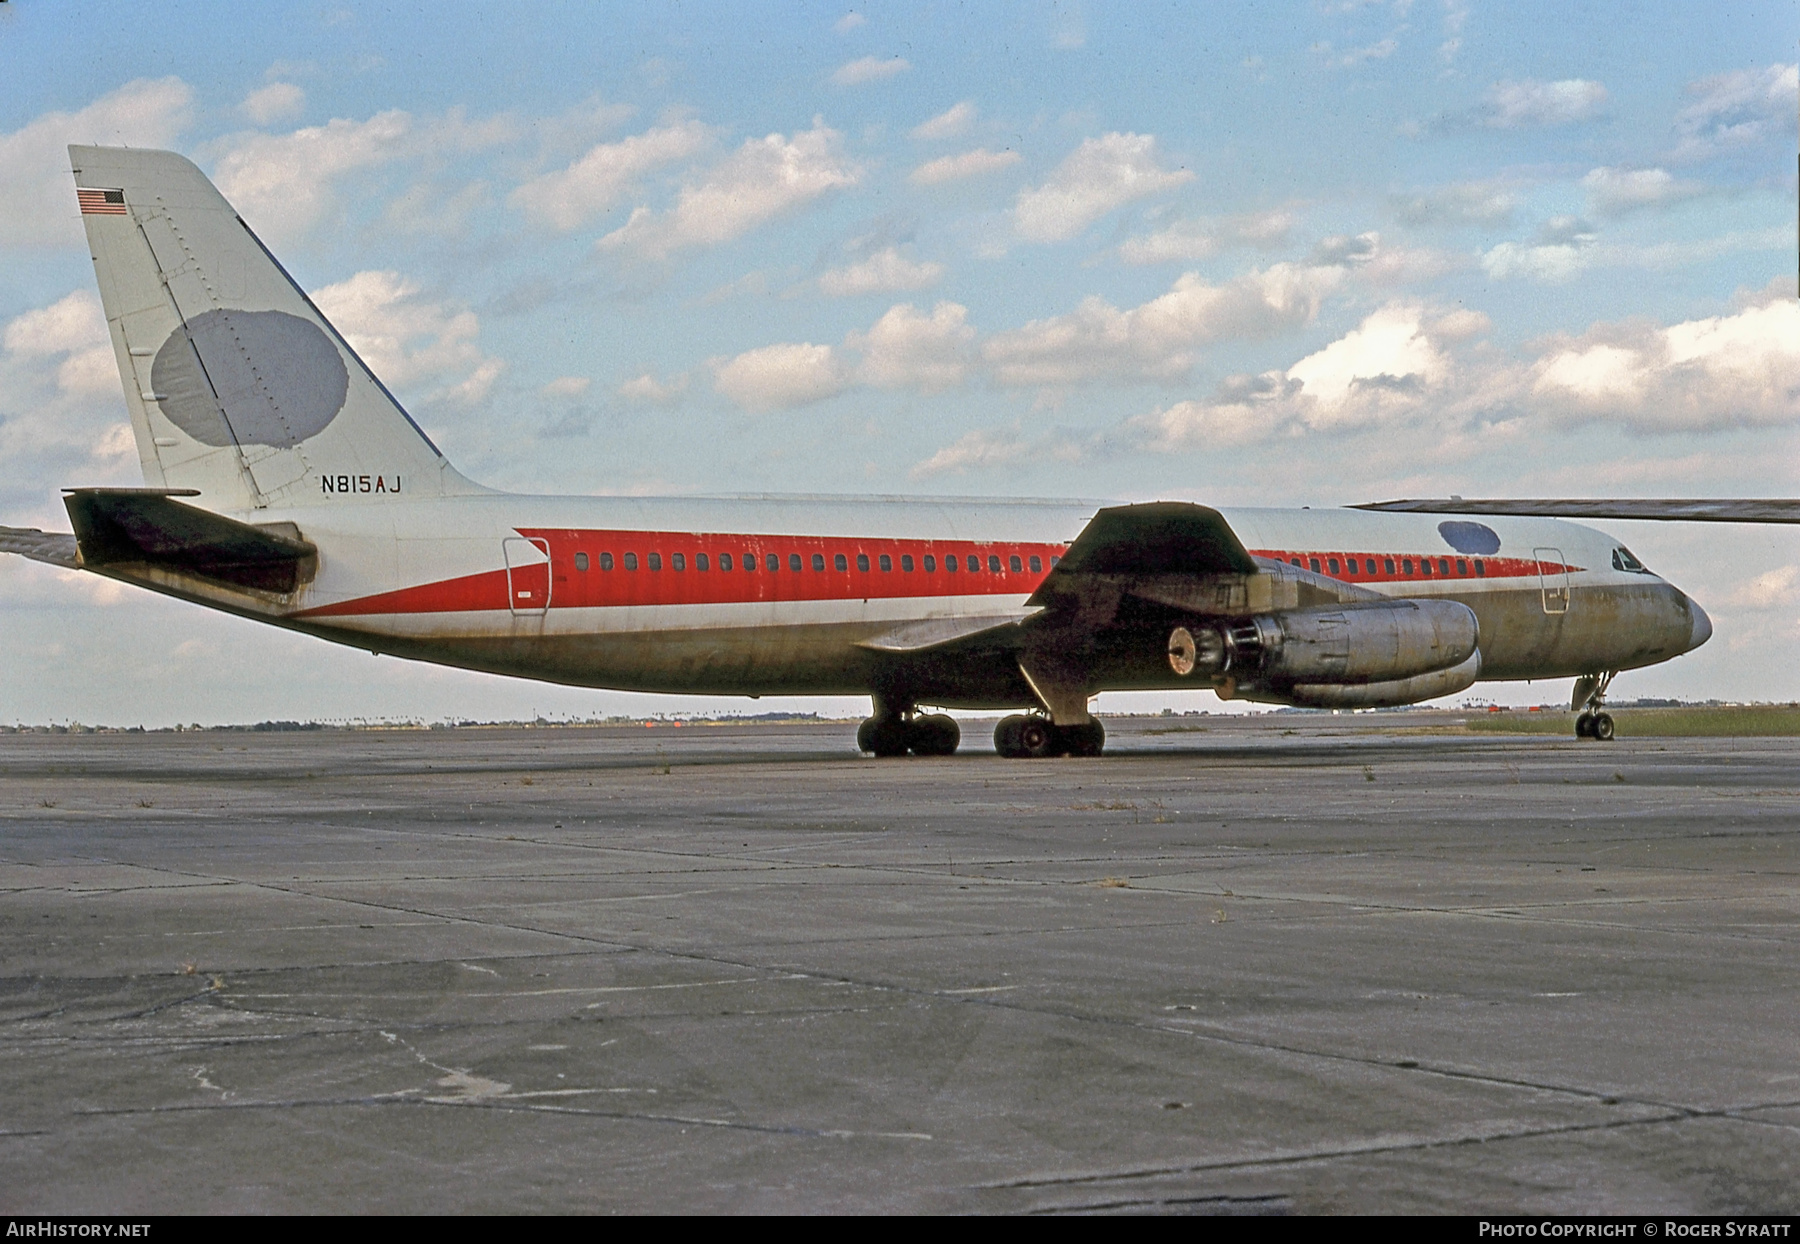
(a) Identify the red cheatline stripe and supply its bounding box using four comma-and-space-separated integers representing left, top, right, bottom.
77, 189, 127, 215
291, 526, 1579, 620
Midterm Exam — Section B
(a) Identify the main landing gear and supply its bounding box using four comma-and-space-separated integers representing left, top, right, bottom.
993, 714, 1105, 759
857, 709, 961, 757
1572, 671, 1617, 741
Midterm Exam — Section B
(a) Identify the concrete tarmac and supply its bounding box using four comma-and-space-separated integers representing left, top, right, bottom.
2, 714, 1797, 1214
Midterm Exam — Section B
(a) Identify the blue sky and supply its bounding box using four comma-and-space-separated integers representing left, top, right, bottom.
0, 1, 1795, 725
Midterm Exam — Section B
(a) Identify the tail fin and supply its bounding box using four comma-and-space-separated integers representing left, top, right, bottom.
69, 145, 481, 511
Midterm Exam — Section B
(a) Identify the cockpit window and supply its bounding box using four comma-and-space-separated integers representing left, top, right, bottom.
1612, 547, 1650, 573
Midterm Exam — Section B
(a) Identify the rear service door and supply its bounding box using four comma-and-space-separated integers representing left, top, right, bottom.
504, 537, 551, 615
1534, 547, 1569, 615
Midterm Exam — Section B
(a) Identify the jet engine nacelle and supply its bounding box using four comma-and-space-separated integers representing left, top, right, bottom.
1169, 598, 1480, 684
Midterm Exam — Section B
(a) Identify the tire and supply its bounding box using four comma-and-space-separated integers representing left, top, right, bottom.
1592, 712, 1615, 741
858, 717, 909, 757
909, 713, 961, 756
1575, 713, 1594, 739
1017, 717, 1057, 758
1061, 719, 1106, 757
993, 714, 1030, 758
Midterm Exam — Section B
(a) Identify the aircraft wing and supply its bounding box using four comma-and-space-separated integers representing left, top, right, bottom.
1356, 498, 1800, 524
0, 526, 80, 569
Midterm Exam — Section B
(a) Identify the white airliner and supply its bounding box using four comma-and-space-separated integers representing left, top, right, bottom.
3, 147, 1783, 755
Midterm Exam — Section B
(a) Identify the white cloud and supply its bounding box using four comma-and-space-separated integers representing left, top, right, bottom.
1339, 38, 1399, 66
911, 426, 1035, 478
1725, 565, 1800, 611
1013, 132, 1194, 243
909, 147, 1021, 186
508, 121, 711, 231
1582, 166, 1705, 216
831, 56, 911, 86
848, 302, 975, 391
1116, 211, 1293, 264
597, 121, 859, 260
1480, 215, 1598, 283
210, 107, 514, 242
834, 12, 867, 33
1532, 290, 1800, 433
1286, 302, 1449, 407
617, 372, 688, 407
241, 82, 305, 126
911, 101, 976, 141
3, 291, 116, 397
711, 342, 847, 411
310, 269, 504, 403
818, 248, 945, 296
0, 78, 194, 249
1390, 180, 1518, 228
541, 376, 591, 398
1672, 63, 1798, 161
981, 261, 1345, 386
1481, 78, 1608, 128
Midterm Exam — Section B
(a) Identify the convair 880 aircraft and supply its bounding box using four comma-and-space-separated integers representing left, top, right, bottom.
2, 147, 1787, 755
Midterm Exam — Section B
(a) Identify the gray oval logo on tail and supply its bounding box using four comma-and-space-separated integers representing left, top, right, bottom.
151, 309, 348, 448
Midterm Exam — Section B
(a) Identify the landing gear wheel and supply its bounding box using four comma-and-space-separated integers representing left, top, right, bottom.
908, 713, 961, 756
1017, 716, 1057, 758
1061, 719, 1106, 757
1575, 713, 1595, 739
1591, 712, 1615, 741
857, 716, 910, 757
994, 714, 1030, 758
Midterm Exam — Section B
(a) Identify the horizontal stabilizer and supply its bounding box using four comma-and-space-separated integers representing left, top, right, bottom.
1051, 502, 1260, 577
64, 488, 316, 593
0, 526, 80, 569
1356, 499, 1800, 524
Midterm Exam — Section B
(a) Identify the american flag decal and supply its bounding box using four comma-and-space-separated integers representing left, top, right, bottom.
77, 188, 127, 215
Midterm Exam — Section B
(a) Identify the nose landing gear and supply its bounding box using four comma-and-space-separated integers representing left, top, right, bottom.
993, 714, 1105, 758
1572, 671, 1617, 741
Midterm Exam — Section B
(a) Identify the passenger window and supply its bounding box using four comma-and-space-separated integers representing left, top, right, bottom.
649, 553, 662, 570
835, 553, 848, 571
1050, 556, 1060, 567
696, 553, 709, 571
1029, 555, 1042, 572
1327, 558, 1340, 575
1291, 558, 1301, 567
624, 552, 638, 570
788, 553, 801, 572
901, 555, 913, 572
1420, 558, 1430, 575
1456, 559, 1467, 575
880, 554, 892, 571
574, 552, 589, 571
1474, 559, 1485, 577
1384, 557, 1394, 574
988, 555, 1002, 573
857, 553, 870, 572
1309, 558, 1320, 573
971, 555, 984, 572
1439, 558, 1450, 575
600, 552, 614, 571
923, 554, 936, 572
671, 553, 685, 571
1009, 555, 1022, 573
768, 553, 780, 571
1402, 558, 1413, 574
945, 556, 957, 573
718, 553, 732, 571
811, 553, 825, 571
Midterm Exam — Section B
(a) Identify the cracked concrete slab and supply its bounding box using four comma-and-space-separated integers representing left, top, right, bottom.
1, 715, 1796, 1213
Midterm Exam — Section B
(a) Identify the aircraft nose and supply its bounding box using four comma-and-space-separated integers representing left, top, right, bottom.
1686, 596, 1713, 652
